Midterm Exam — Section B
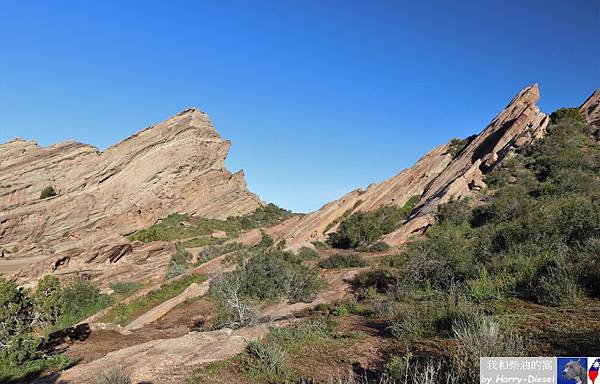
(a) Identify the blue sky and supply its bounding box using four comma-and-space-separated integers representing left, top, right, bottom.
0, 1, 598, 212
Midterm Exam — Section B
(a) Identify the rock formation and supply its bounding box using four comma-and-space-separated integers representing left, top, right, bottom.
259, 84, 550, 250
267, 144, 453, 250
0, 108, 261, 281
580, 89, 600, 129
385, 84, 549, 244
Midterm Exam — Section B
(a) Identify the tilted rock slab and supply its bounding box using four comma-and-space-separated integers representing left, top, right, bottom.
266, 144, 453, 250
384, 84, 549, 244
33, 325, 269, 384
0, 108, 261, 280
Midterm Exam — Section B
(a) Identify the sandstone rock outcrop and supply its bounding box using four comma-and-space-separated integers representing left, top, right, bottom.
33, 325, 269, 384
580, 89, 600, 129
0, 108, 261, 280
384, 84, 549, 244
264, 144, 453, 250
262, 84, 550, 250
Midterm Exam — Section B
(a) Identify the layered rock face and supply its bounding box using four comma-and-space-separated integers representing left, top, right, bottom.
273, 144, 453, 250
0, 109, 261, 280
384, 84, 549, 244
580, 89, 600, 129
263, 84, 550, 250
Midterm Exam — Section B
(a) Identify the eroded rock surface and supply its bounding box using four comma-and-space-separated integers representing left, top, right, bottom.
580, 89, 600, 129
384, 84, 549, 244
34, 325, 269, 384
265, 144, 453, 250
0, 109, 261, 281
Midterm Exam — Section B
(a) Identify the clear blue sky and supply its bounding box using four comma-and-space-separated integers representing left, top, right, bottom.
0, 1, 598, 212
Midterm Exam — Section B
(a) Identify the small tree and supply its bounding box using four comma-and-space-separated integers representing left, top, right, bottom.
0, 279, 40, 366
34, 275, 64, 325
40, 185, 57, 199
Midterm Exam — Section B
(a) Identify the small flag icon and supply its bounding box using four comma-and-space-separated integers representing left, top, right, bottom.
590, 358, 600, 384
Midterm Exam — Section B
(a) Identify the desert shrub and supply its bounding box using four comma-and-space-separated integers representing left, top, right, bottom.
166, 245, 192, 278
228, 203, 297, 229
245, 340, 289, 377
319, 253, 367, 269
451, 317, 525, 382
328, 211, 383, 249
295, 246, 319, 260
368, 241, 390, 252
532, 263, 582, 307
109, 281, 143, 296
196, 242, 246, 266
549, 107, 585, 123
128, 205, 297, 244
448, 134, 477, 158
354, 268, 400, 292
209, 251, 325, 328
436, 198, 472, 226
92, 365, 132, 384
257, 232, 274, 249
56, 278, 113, 329
465, 269, 515, 302
39, 185, 57, 199
311, 240, 329, 250
328, 196, 419, 249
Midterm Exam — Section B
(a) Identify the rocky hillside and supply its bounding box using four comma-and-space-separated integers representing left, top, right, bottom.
0, 109, 261, 280
258, 84, 600, 251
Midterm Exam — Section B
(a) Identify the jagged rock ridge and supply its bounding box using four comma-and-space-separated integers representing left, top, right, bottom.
258, 84, 552, 249
0, 109, 261, 278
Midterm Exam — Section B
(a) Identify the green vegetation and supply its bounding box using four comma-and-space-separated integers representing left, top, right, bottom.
39, 185, 57, 199
186, 319, 353, 383
109, 281, 143, 296
100, 274, 206, 326
380, 114, 600, 307
129, 204, 296, 243
166, 245, 192, 278
328, 195, 419, 249
0, 276, 109, 381
448, 134, 477, 158
209, 249, 326, 328
549, 107, 585, 123
318, 253, 367, 269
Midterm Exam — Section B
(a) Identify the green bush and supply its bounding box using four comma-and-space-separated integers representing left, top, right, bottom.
244, 340, 289, 377
318, 253, 367, 269
295, 246, 319, 260
549, 107, 585, 123
0, 279, 39, 367
209, 250, 326, 328
34, 275, 64, 325
109, 281, 143, 296
100, 274, 205, 326
129, 204, 297, 243
367, 241, 390, 252
55, 278, 113, 330
353, 268, 400, 293
166, 246, 192, 278
448, 134, 477, 158
328, 196, 419, 249
40, 185, 57, 199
